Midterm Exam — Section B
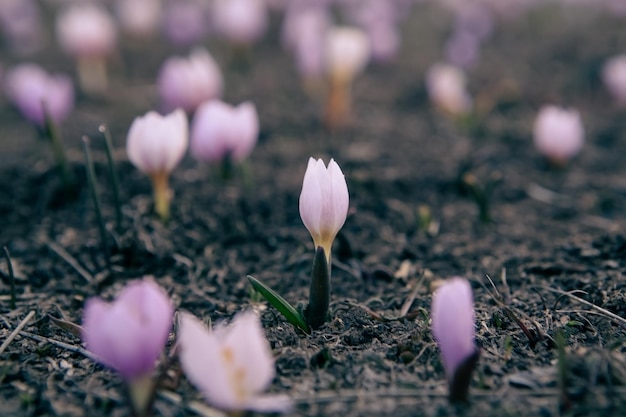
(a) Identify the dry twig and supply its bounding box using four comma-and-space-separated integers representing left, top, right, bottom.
0, 310, 36, 355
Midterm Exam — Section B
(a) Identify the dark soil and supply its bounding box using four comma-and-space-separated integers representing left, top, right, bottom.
2, 3, 626, 417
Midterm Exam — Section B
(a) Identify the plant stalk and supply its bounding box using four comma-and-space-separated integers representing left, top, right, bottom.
99, 124, 123, 233
306, 246, 331, 330
82, 136, 111, 270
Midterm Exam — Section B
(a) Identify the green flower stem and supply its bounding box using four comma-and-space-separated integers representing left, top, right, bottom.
127, 374, 156, 417
150, 171, 170, 222
99, 124, 123, 233
306, 246, 331, 330
449, 348, 480, 404
82, 136, 111, 270
44, 111, 73, 191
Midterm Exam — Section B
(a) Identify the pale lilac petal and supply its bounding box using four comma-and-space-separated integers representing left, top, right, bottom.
533, 105, 584, 162
426, 63, 472, 116
126, 109, 189, 174
244, 394, 293, 413
222, 311, 275, 394
81, 279, 173, 380
4, 64, 74, 126
431, 277, 476, 382
212, 0, 268, 45
299, 158, 349, 251
157, 48, 223, 113
326, 26, 370, 82
178, 313, 238, 408
56, 4, 117, 58
603, 55, 626, 105
177, 311, 288, 413
190, 100, 258, 163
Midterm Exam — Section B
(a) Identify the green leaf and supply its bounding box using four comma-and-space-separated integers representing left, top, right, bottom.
247, 275, 310, 334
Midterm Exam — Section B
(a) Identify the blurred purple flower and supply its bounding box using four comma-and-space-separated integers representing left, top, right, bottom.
4, 63, 74, 127
55, 4, 117, 58
114, 0, 163, 38
177, 311, 292, 413
603, 55, 626, 106
162, 0, 210, 46
444, 31, 481, 69
431, 276, 478, 402
212, 0, 268, 45
190, 100, 259, 163
425, 63, 472, 117
81, 279, 174, 380
282, 6, 329, 79
533, 105, 584, 165
157, 48, 224, 114
0, 0, 44, 56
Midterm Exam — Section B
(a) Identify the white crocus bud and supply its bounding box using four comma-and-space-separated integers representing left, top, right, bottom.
299, 158, 349, 262
126, 109, 188, 220
426, 63, 472, 117
533, 105, 584, 166
55, 4, 117, 94
324, 27, 370, 130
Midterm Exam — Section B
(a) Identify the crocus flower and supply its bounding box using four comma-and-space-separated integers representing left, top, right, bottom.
325, 26, 369, 86
157, 48, 224, 114
602, 55, 626, 106
324, 26, 370, 129
299, 158, 349, 261
0, 0, 44, 56
177, 311, 292, 413
190, 100, 259, 164
162, 0, 210, 47
55, 4, 117, 94
212, 0, 268, 46
533, 105, 584, 166
126, 109, 188, 221
425, 63, 472, 117
82, 278, 174, 414
4, 63, 74, 127
431, 277, 479, 403
114, 0, 162, 39
282, 6, 329, 91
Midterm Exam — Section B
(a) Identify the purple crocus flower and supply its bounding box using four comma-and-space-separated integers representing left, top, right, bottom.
4, 63, 74, 127
431, 277, 479, 402
81, 278, 174, 381
190, 100, 259, 163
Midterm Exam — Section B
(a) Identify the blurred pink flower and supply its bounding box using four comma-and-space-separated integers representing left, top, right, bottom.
299, 158, 349, 257
81, 279, 173, 380
0, 0, 44, 56
431, 277, 477, 384
425, 63, 472, 117
177, 311, 292, 413
282, 7, 329, 79
4, 63, 74, 127
126, 109, 189, 175
603, 55, 626, 105
533, 105, 584, 164
190, 100, 259, 163
114, 0, 163, 38
157, 48, 223, 114
212, 0, 268, 45
325, 26, 370, 83
162, 0, 210, 46
55, 4, 117, 58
